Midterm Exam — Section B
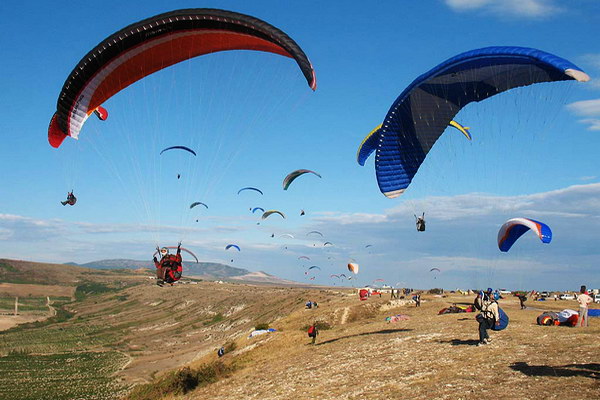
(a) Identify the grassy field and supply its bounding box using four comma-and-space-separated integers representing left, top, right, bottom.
0, 351, 128, 400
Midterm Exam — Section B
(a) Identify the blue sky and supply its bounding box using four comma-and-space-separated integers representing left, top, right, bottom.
1, 0, 599, 291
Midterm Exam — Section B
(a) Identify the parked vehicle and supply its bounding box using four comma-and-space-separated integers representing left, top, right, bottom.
540, 291, 550, 298
594, 294, 600, 303
559, 293, 575, 300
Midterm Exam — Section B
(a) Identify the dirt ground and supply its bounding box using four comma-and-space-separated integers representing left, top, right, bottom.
0, 315, 46, 331
0, 283, 75, 297
183, 292, 599, 400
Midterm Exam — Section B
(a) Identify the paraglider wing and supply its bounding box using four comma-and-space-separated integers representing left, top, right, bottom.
238, 187, 264, 195
160, 146, 197, 156
225, 244, 241, 251
251, 207, 265, 214
330, 274, 340, 279
282, 169, 322, 190
323, 241, 333, 247
347, 262, 359, 274
308, 265, 321, 271
372, 46, 589, 198
153, 246, 199, 263
448, 120, 471, 140
298, 256, 311, 260
280, 233, 295, 239
497, 218, 552, 252
430, 268, 441, 273
357, 121, 471, 166
357, 125, 382, 166
48, 8, 317, 148
261, 210, 286, 220
365, 244, 373, 248
306, 231, 323, 237
93, 106, 109, 121
190, 201, 208, 209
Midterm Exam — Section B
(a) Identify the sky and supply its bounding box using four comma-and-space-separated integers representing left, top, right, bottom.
1, 0, 599, 291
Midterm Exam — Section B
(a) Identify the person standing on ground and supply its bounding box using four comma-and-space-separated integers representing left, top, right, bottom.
476, 293, 499, 346
308, 323, 319, 344
576, 285, 592, 328
518, 294, 527, 310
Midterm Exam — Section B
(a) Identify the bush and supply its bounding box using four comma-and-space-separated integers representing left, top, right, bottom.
223, 341, 237, 353
126, 362, 233, 400
301, 320, 332, 331
254, 322, 269, 330
428, 288, 444, 295
203, 313, 224, 326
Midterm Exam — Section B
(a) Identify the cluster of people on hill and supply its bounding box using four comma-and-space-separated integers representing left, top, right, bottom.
305, 301, 319, 309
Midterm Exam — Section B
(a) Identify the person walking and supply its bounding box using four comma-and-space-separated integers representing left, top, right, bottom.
576, 285, 592, 328
308, 323, 319, 344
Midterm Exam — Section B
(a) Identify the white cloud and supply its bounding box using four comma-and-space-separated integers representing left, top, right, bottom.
444, 0, 562, 18
567, 99, 600, 129
579, 176, 597, 181
1, 183, 599, 290
578, 119, 600, 131
566, 99, 600, 117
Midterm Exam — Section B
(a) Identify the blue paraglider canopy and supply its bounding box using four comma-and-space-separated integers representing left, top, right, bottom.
365, 46, 589, 198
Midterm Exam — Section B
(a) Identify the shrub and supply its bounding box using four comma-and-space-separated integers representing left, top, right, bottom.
301, 320, 332, 331
126, 362, 233, 400
254, 322, 269, 330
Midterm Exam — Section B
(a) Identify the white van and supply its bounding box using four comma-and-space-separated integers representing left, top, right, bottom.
594, 294, 600, 304
559, 293, 575, 300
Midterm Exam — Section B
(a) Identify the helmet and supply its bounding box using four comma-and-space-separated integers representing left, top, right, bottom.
160, 247, 169, 256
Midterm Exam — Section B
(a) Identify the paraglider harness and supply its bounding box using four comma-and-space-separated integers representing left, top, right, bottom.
415, 213, 425, 232
61, 191, 77, 206
155, 246, 183, 283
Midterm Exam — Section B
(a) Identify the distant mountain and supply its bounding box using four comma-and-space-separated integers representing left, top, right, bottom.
73, 259, 250, 279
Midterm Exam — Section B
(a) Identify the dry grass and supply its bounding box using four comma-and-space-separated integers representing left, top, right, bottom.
184, 293, 599, 400
2, 259, 598, 399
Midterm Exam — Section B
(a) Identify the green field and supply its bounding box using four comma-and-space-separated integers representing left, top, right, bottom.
0, 351, 128, 400
0, 296, 71, 313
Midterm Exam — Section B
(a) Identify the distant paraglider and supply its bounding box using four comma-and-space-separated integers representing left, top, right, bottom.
251, 207, 265, 214
348, 262, 359, 274
61, 191, 77, 206
190, 202, 208, 209
238, 187, 263, 196
160, 146, 197, 156
283, 169, 321, 190
415, 213, 426, 232
262, 210, 286, 220
307, 231, 324, 237
497, 218, 552, 252
225, 244, 241, 252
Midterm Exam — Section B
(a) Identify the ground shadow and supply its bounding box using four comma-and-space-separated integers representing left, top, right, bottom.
438, 338, 480, 346
457, 317, 473, 321
510, 362, 599, 379
316, 328, 413, 346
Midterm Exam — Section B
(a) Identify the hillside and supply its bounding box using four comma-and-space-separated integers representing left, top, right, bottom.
0, 260, 598, 399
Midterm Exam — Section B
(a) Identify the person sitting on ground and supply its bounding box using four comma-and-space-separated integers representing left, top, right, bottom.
153, 244, 183, 286
61, 191, 77, 206
217, 347, 225, 357
476, 292, 500, 346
